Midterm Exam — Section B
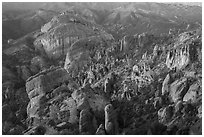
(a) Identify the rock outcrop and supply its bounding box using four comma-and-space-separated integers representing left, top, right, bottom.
158, 105, 174, 125
71, 84, 110, 120
2, 3, 202, 135
26, 66, 109, 133
166, 30, 202, 70
79, 109, 96, 134
35, 11, 110, 59
162, 74, 171, 95
105, 104, 118, 135
64, 33, 114, 75
26, 67, 71, 122
169, 77, 189, 103
183, 81, 201, 103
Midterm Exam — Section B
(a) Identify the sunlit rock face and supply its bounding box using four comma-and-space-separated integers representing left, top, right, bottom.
64, 33, 114, 75
26, 67, 71, 120
166, 29, 201, 70
35, 11, 108, 60
166, 44, 190, 70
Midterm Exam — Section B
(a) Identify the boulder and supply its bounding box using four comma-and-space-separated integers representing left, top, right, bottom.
79, 109, 96, 134
105, 104, 118, 135
158, 105, 174, 124
174, 100, 184, 114
183, 82, 201, 103
153, 97, 162, 110
96, 124, 106, 135
169, 78, 189, 103
162, 74, 171, 95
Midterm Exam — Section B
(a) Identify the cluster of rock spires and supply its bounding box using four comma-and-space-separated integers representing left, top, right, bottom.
2, 7, 202, 135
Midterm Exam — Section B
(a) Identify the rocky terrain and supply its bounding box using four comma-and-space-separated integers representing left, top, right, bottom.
2, 2, 202, 135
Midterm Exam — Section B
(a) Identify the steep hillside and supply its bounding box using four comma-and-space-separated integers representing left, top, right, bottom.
2, 2, 202, 135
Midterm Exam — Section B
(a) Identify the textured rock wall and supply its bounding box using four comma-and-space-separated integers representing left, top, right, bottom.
26, 67, 70, 120
166, 30, 201, 70
26, 67, 70, 99
166, 44, 190, 70
36, 12, 107, 59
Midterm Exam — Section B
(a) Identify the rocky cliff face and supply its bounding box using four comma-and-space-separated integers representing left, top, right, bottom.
26, 67, 71, 119
35, 11, 109, 59
166, 29, 201, 70
25, 66, 109, 132
2, 2, 202, 135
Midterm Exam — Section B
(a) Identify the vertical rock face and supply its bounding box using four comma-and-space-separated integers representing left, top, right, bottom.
166, 30, 201, 70
104, 104, 118, 135
39, 23, 96, 59
162, 74, 171, 95
26, 67, 71, 122
26, 67, 70, 99
166, 44, 190, 70
79, 109, 95, 134
35, 11, 109, 59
